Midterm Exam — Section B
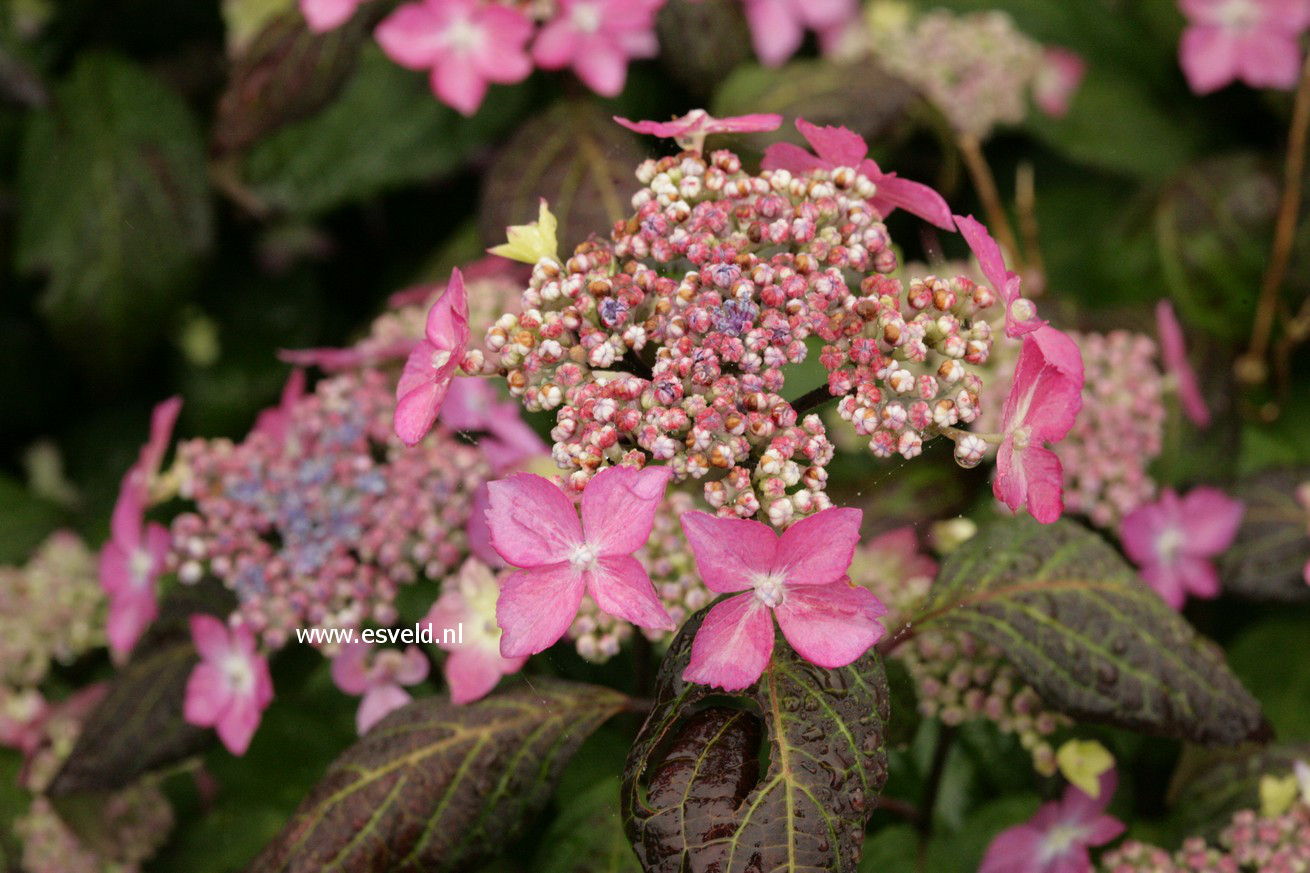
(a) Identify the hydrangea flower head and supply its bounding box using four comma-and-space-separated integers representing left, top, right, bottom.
615, 109, 783, 153
955, 214, 1043, 338
331, 641, 429, 733
679, 506, 886, 691
99, 479, 170, 657
425, 559, 527, 703
994, 326, 1084, 524
763, 118, 954, 228
299, 0, 369, 33
1178, 0, 1310, 94
1155, 300, 1211, 428
375, 0, 534, 115
531, 0, 660, 96
742, 0, 860, 66
1120, 486, 1244, 609
487, 464, 675, 657
394, 267, 470, 447
183, 615, 273, 756
980, 767, 1124, 873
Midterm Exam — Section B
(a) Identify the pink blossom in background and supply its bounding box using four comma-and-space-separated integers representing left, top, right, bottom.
425, 559, 527, 704
486, 464, 675, 658
762, 118, 954, 229
394, 267, 470, 447
1154, 300, 1212, 428
679, 507, 886, 691
299, 0, 369, 33
1034, 46, 1087, 118
615, 109, 783, 152
250, 369, 307, 444
441, 378, 548, 473
1120, 487, 1244, 609
994, 326, 1085, 525
375, 0, 534, 115
980, 768, 1124, 873
331, 641, 429, 733
532, 0, 661, 96
955, 214, 1044, 338
99, 479, 170, 657
184, 615, 274, 756
741, 0, 859, 67
1178, 0, 1310, 94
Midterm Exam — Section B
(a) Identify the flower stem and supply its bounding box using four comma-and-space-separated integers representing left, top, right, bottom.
957, 133, 1023, 272
1239, 50, 1310, 385
1015, 162, 1047, 297
941, 425, 1003, 444
790, 384, 837, 417
916, 723, 956, 870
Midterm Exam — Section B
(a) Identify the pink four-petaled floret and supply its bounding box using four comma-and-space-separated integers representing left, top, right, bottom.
1120, 486, 1244, 609
184, 615, 274, 756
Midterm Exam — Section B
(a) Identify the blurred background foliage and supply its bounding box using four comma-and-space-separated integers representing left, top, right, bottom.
1, 0, 1309, 869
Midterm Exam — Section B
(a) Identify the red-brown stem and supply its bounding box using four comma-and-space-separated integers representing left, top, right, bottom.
1240, 50, 1310, 384
957, 133, 1024, 272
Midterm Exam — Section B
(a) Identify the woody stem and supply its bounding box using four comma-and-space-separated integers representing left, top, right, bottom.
957, 133, 1024, 272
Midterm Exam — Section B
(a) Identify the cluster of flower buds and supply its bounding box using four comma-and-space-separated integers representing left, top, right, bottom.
867, 6, 1045, 138
171, 368, 490, 650
568, 491, 711, 660
1101, 801, 1310, 872
850, 527, 1068, 773
483, 129, 1008, 526
16, 790, 173, 873
0, 531, 105, 689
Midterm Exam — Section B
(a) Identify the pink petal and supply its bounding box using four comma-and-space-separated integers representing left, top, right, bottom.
190, 614, 233, 662
473, 8, 534, 84
797, 0, 856, 28
1179, 25, 1240, 94
774, 581, 886, 668
215, 689, 262, 756
466, 485, 503, 567
300, 0, 363, 32
393, 369, 451, 447
485, 473, 583, 567
586, 555, 675, 631
581, 464, 672, 556
1178, 486, 1244, 556
1235, 30, 1302, 90
1119, 500, 1170, 568
98, 541, 131, 597
744, 0, 806, 66
433, 55, 489, 116
795, 118, 868, 167
142, 395, 183, 481
108, 480, 145, 551
680, 511, 777, 593
330, 641, 373, 695
868, 173, 954, 230
1034, 47, 1087, 118
183, 662, 232, 727
954, 214, 1009, 302
440, 378, 498, 432
760, 142, 830, 174
1178, 554, 1222, 601
375, 3, 447, 70
107, 588, 158, 656
445, 648, 514, 704
682, 593, 775, 691
1002, 327, 1083, 443
532, 18, 578, 68
1155, 300, 1211, 427
979, 824, 1045, 873
357, 684, 411, 734
573, 42, 628, 96
394, 645, 430, 686
1059, 767, 1121, 825
496, 563, 586, 657
1141, 561, 1188, 610
774, 506, 862, 587
995, 440, 1066, 524
481, 410, 548, 473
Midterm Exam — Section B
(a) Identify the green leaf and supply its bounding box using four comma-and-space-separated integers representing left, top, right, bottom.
916, 517, 1266, 746
655, 0, 753, 99
533, 778, 642, 873
478, 101, 646, 255
250, 680, 630, 873
0, 476, 64, 564
923, 795, 1040, 873
15, 52, 212, 374
623, 605, 891, 873
858, 824, 917, 873
1227, 615, 1310, 741
1218, 468, 1310, 603
48, 582, 235, 796
712, 59, 914, 150
244, 45, 529, 218
1167, 742, 1310, 840
213, 10, 371, 155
